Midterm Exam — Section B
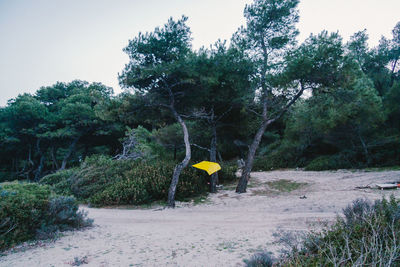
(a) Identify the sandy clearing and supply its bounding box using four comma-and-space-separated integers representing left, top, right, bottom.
1, 170, 400, 267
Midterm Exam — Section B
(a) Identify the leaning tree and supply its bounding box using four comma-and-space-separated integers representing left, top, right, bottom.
119, 16, 195, 207
232, 0, 301, 193
234, 0, 350, 192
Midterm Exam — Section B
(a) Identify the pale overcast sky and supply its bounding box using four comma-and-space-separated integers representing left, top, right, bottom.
0, 0, 399, 106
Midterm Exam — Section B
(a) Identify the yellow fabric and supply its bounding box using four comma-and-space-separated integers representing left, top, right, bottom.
192, 161, 221, 175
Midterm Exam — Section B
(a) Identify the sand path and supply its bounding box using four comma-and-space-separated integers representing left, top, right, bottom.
1, 170, 400, 267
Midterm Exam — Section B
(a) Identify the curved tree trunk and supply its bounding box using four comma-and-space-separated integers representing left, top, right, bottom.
59, 136, 80, 170
50, 146, 59, 170
210, 123, 218, 193
34, 139, 45, 181
236, 119, 270, 193
167, 108, 191, 208
236, 82, 306, 193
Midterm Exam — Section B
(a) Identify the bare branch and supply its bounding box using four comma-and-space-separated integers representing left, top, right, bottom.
191, 143, 210, 152
246, 107, 263, 117
215, 106, 233, 122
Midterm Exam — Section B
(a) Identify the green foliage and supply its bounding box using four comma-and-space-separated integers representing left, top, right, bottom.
0, 182, 51, 249
218, 162, 237, 184
385, 81, 400, 129
265, 73, 388, 169
0, 182, 92, 250
0, 171, 18, 183
304, 154, 355, 171
39, 168, 77, 196
272, 196, 400, 266
41, 155, 209, 207
89, 179, 149, 206
253, 141, 303, 171
0, 80, 124, 181
265, 179, 306, 193
36, 196, 93, 239
244, 251, 274, 267
66, 155, 135, 200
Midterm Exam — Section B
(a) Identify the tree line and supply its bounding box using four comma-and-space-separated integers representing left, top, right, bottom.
0, 0, 399, 206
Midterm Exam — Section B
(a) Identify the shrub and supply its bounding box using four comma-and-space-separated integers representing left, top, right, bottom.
253, 141, 306, 171
218, 162, 237, 184
40, 168, 78, 196
304, 153, 355, 171
0, 182, 92, 250
37, 196, 93, 239
88, 160, 207, 206
0, 182, 51, 249
41, 155, 137, 200
244, 251, 275, 267
42, 155, 209, 207
0, 171, 18, 183
269, 196, 400, 266
89, 179, 149, 206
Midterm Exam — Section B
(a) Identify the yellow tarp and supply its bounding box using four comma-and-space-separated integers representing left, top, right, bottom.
192, 161, 221, 175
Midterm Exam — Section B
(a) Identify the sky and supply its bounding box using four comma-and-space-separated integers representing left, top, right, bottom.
0, 0, 399, 106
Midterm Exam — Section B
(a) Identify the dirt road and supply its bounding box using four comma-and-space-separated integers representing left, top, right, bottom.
1, 170, 399, 267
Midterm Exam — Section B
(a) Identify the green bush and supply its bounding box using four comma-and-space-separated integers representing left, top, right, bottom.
89, 178, 149, 206
41, 155, 209, 207
0, 182, 92, 250
0, 171, 18, 183
244, 251, 274, 267
88, 160, 208, 206
218, 162, 237, 184
258, 196, 400, 266
304, 153, 355, 171
36, 196, 93, 239
0, 182, 50, 249
253, 141, 306, 171
40, 168, 78, 196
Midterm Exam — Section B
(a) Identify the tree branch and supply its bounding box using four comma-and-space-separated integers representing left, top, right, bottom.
267, 82, 307, 125
191, 143, 210, 152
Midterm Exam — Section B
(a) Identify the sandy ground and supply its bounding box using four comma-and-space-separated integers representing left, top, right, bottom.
1, 170, 400, 267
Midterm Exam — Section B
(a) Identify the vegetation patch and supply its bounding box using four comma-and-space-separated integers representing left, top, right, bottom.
41, 155, 237, 207
0, 182, 92, 251
245, 196, 400, 266
363, 166, 400, 172
251, 179, 307, 196
304, 154, 354, 171
265, 179, 307, 193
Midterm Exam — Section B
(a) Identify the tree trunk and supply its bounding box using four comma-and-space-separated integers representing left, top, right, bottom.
167, 108, 191, 208
359, 134, 371, 166
34, 139, 45, 181
50, 146, 59, 170
236, 119, 270, 193
28, 145, 34, 167
34, 154, 45, 181
82, 144, 89, 162
217, 151, 223, 162
236, 81, 306, 193
59, 136, 80, 170
210, 123, 218, 193
390, 58, 398, 86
